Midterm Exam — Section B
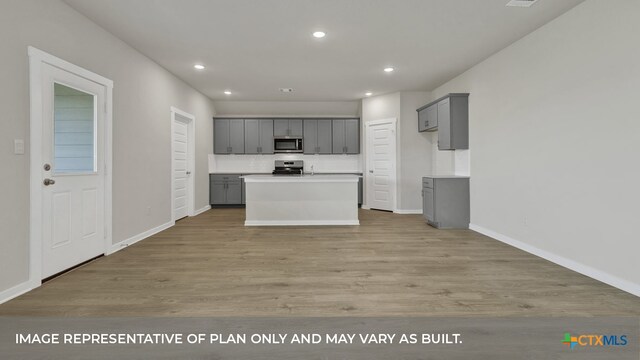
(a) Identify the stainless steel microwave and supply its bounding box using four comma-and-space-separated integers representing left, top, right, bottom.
274, 136, 303, 153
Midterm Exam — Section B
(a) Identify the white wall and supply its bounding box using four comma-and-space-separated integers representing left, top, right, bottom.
431, 0, 640, 295
0, 0, 216, 298
399, 92, 433, 211
361, 92, 433, 212
213, 101, 359, 117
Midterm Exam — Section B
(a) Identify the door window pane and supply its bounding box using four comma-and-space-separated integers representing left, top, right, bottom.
53, 83, 96, 174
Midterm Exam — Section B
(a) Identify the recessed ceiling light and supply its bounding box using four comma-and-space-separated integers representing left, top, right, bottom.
312, 31, 326, 38
194, 64, 205, 70
365, 92, 373, 96
383, 67, 395, 73
224, 90, 232, 95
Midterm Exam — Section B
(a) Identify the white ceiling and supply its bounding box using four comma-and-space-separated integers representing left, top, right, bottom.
63, 0, 584, 101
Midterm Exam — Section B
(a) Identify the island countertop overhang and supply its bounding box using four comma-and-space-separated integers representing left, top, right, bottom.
241, 174, 361, 183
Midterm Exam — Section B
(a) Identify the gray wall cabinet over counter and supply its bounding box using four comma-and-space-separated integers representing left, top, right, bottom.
214, 117, 360, 155
214, 118, 245, 154
244, 119, 274, 154
422, 176, 469, 229
332, 119, 359, 154
417, 93, 469, 150
303, 119, 332, 154
274, 119, 303, 137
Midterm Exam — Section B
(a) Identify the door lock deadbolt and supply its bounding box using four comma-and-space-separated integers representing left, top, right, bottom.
44, 164, 51, 171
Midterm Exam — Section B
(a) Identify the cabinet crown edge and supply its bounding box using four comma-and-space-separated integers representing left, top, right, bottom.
416, 93, 469, 112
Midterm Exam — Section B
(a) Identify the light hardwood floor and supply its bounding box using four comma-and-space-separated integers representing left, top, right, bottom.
1, 209, 638, 316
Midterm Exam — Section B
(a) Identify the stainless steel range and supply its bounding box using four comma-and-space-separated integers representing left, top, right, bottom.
272, 160, 303, 175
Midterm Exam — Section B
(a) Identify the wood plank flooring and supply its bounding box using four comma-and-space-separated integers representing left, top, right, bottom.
1, 209, 638, 316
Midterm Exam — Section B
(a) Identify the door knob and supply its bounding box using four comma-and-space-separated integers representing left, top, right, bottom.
186, 171, 191, 175
43, 178, 55, 186
369, 170, 374, 173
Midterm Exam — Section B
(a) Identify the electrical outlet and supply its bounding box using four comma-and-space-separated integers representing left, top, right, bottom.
14, 139, 24, 155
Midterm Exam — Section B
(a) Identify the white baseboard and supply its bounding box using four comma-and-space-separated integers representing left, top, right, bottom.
361, 205, 371, 210
0, 280, 33, 305
193, 205, 211, 216
394, 209, 422, 214
469, 223, 640, 297
245, 220, 360, 226
107, 220, 175, 255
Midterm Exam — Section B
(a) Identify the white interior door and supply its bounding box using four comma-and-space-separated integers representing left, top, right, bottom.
172, 114, 191, 221
41, 63, 106, 278
366, 119, 397, 211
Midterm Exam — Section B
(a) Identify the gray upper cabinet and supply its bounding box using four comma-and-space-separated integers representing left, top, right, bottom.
274, 119, 303, 137
332, 119, 360, 154
418, 104, 438, 132
416, 93, 469, 150
303, 119, 332, 154
244, 119, 274, 154
214, 118, 245, 154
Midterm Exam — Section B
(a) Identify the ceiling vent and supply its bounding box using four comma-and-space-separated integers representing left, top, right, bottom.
506, 0, 539, 7
279, 88, 294, 93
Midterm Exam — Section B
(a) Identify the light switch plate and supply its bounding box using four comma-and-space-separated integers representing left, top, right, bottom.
14, 139, 24, 155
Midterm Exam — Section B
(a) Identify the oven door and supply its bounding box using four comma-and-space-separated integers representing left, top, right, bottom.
274, 137, 303, 153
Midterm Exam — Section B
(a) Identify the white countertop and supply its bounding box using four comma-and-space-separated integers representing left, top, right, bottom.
423, 175, 470, 179
242, 174, 361, 183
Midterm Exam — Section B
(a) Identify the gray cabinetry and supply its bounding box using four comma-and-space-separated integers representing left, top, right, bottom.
303, 119, 332, 154
418, 104, 438, 132
422, 176, 470, 229
210, 174, 243, 205
214, 119, 245, 154
332, 119, 360, 154
244, 119, 274, 154
274, 119, 303, 137
416, 93, 469, 150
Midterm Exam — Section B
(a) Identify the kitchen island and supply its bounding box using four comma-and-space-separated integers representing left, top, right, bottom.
242, 174, 360, 226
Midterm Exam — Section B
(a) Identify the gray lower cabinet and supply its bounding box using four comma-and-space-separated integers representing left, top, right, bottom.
422, 176, 469, 229
416, 93, 469, 150
358, 176, 363, 206
332, 119, 359, 154
214, 118, 245, 154
244, 119, 274, 154
303, 119, 332, 154
274, 119, 303, 137
210, 174, 243, 205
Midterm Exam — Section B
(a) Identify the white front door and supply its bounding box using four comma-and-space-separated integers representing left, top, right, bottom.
172, 114, 191, 221
366, 119, 397, 211
41, 63, 106, 278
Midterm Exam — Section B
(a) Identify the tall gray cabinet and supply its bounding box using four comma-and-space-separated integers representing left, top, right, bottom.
422, 176, 470, 229
332, 119, 359, 154
214, 118, 245, 154
303, 119, 332, 154
417, 93, 469, 150
274, 119, 303, 137
244, 119, 274, 154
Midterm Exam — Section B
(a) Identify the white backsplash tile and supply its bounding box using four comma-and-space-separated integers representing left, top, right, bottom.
209, 154, 362, 173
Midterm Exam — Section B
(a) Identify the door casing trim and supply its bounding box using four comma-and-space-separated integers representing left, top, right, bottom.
364, 118, 398, 212
170, 106, 196, 220
28, 46, 113, 289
